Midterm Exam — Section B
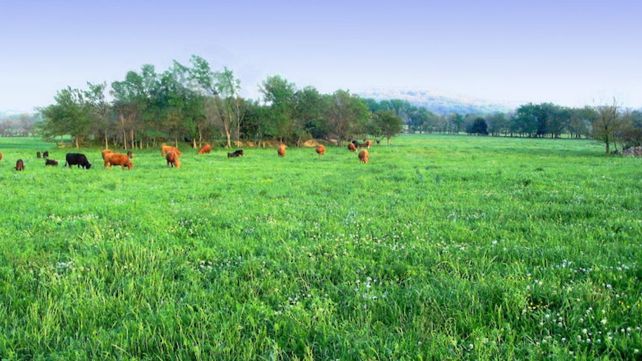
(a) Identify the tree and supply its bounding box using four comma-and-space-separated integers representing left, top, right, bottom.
487, 112, 509, 136
41, 87, 93, 148
294, 86, 327, 142
592, 102, 624, 154
84, 82, 112, 148
326, 90, 369, 145
373, 110, 404, 144
260, 75, 296, 143
187, 55, 242, 148
467, 117, 488, 135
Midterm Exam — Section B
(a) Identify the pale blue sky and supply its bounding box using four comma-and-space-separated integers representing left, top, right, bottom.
1, 0, 641, 112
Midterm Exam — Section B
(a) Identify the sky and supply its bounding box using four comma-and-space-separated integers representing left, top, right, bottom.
1, 0, 641, 112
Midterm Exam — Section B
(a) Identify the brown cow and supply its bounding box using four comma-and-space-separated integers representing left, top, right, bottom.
104, 153, 133, 170
198, 144, 212, 154
166, 151, 181, 168
315, 145, 326, 156
161, 144, 181, 156
347, 143, 357, 152
15, 159, 25, 171
0, 152, 3, 161
101, 149, 113, 161
358, 150, 369, 164
364, 140, 372, 149
277, 144, 286, 157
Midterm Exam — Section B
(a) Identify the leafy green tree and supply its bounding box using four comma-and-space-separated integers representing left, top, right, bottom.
84, 82, 112, 148
326, 90, 369, 145
294, 86, 327, 142
260, 75, 296, 143
41, 87, 93, 148
373, 110, 404, 144
467, 117, 488, 135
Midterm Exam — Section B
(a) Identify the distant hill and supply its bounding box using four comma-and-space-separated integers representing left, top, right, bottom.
358, 89, 514, 115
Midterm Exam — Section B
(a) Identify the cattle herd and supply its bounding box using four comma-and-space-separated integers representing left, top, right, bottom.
0, 139, 373, 172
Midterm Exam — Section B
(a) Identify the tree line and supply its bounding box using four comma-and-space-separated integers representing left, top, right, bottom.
38, 55, 404, 150
368, 98, 642, 154
34, 55, 642, 154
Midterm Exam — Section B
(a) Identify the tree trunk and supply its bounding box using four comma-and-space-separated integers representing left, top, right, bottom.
75, 136, 80, 149
224, 128, 231, 148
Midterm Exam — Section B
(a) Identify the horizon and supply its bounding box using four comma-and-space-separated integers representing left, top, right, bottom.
1, 0, 641, 112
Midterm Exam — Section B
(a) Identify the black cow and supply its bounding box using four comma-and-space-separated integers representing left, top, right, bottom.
45, 159, 59, 166
43, 151, 49, 158
227, 149, 244, 158
65, 153, 92, 169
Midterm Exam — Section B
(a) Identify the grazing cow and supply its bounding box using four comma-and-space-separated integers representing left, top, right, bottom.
43, 151, 49, 158
227, 149, 244, 158
161, 144, 181, 156
37, 151, 42, 158
104, 152, 133, 170
65, 153, 92, 169
45, 159, 59, 166
348, 143, 357, 152
127, 150, 133, 159
315, 145, 326, 156
358, 149, 369, 164
198, 144, 212, 154
166, 151, 180, 168
277, 144, 286, 157
15, 159, 25, 171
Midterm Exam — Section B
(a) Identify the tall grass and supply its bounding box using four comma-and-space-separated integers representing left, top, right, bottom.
0, 135, 640, 360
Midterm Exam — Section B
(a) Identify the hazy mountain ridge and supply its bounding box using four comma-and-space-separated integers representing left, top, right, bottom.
358, 89, 514, 115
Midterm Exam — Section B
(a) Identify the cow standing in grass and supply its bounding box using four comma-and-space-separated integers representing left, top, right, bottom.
15, 159, 25, 171
104, 152, 133, 170
278, 144, 286, 157
198, 144, 212, 154
348, 143, 357, 152
358, 150, 369, 164
161, 144, 181, 156
166, 151, 181, 168
101, 149, 113, 161
315, 145, 325, 156
65, 153, 92, 169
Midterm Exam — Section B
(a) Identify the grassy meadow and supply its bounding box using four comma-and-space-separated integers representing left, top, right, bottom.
0, 135, 641, 360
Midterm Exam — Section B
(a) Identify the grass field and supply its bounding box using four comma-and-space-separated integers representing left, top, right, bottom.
0, 135, 640, 360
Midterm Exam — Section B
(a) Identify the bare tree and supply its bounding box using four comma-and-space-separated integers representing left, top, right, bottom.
593, 100, 624, 154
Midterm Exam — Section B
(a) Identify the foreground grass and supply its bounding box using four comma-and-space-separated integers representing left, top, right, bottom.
0, 135, 640, 360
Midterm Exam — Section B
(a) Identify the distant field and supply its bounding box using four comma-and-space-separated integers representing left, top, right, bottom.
0, 135, 640, 360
